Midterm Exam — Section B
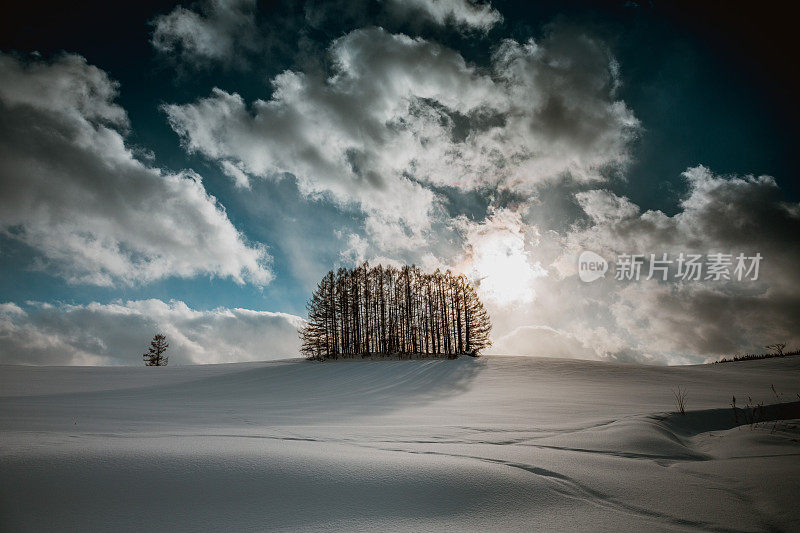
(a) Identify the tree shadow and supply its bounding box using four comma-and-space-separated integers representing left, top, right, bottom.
0, 358, 487, 431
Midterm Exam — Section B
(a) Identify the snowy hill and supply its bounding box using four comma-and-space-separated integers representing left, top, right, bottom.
1, 356, 799, 531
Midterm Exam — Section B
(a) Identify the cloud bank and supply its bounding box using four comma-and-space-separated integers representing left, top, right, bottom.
568, 167, 800, 360
483, 166, 800, 363
0, 300, 302, 365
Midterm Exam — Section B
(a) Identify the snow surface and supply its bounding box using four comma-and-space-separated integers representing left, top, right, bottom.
1, 356, 799, 532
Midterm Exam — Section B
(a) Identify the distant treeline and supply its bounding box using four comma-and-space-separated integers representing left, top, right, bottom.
715, 349, 799, 364
300, 263, 491, 360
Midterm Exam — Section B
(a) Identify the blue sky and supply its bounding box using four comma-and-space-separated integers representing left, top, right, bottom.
1, 0, 798, 365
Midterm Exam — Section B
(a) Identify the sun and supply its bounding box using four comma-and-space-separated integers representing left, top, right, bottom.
466, 222, 547, 305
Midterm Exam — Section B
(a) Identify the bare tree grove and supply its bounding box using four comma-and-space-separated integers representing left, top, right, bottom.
300, 263, 492, 360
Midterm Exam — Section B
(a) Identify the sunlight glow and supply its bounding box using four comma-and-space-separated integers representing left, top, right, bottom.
463, 210, 547, 305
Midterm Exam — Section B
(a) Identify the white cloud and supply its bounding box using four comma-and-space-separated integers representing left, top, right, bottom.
0, 52, 271, 286
0, 303, 26, 316
385, 0, 502, 32
0, 299, 303, 365
575, 189, 639, 224
163, 27, 495, 249
220, 160, 252, 189
472, 31, 638, 187
150, 0, 259, 69
164, 26, 637, 258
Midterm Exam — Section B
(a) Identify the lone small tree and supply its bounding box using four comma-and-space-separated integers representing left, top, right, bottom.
765, 343, 786, 357
143, 334, 169, 366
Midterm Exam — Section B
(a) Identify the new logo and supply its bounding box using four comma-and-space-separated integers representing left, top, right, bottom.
578, 251, 608, 282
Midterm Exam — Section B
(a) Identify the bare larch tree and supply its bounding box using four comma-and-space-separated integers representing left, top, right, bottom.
300, 263, 492, 360
143, 334, 169, 366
